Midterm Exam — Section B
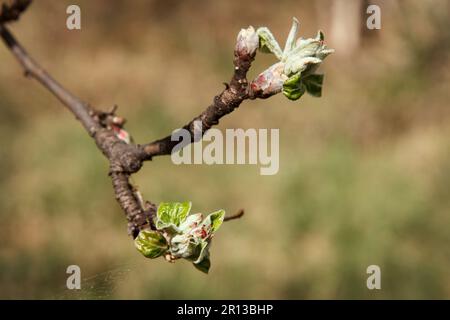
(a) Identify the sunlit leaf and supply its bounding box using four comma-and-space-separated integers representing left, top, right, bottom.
156, 201, 192, 231
282, 73, 306, 101
134, 230, 168, 259
208, 209, 225, 233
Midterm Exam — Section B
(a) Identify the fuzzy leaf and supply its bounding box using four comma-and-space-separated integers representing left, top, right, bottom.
284, 56, 322, 77
135, 230, 168, 259
316, 48, 335, 60
291, 38, 322, 58
283, 17, 300, 59
256, 27, 283, 60
303, 74, 324, 97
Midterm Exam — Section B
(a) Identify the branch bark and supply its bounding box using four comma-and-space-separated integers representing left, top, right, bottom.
0, 0, 31, 24
142, 49, 255, 159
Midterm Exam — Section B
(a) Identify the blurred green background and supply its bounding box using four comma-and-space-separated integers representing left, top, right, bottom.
0, 0, 449, 299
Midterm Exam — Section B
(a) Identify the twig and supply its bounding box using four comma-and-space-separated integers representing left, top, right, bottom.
224, 209, 245, 222
0, 0, 31, 23
0, 25, 99, 135
142, 41, 255, 159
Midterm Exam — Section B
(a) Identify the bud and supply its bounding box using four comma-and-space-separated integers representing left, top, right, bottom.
149, 202, 225, 273
252, 17, 334, 101
235, 26, 259, 57
250, 62, 288, 98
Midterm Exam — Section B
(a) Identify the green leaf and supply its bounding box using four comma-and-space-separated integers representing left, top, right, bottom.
284, 56, 322, 77
193, 255, 211, 274
134, 230, 168, 259
256, 27, 283, 60
303, 74, 324, 97
282, 73, 306, 101
316, 48, 334, 60
190, 209, 225, 240
208, 209, 225, 233
291, 38, 322, 58
170, 233, 196, 259
193, 242, 211, 274
156, 202, 192, 230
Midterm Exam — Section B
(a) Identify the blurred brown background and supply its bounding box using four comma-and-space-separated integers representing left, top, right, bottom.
0, 0, 449, 299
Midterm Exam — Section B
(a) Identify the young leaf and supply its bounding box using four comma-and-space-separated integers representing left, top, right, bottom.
193, 241, 211, 274
208, 209, 225, 233
303, 74, 324, 97
256, 27, 283, 60
134, 230, 168, 259
316, 48, 335, 60
193, 253, 211, 274
193, 241, 210, 264
284, 56, 322, 77
291, 38, 322, 58
282, 73, 306, 101
283, 17, 300, 59
156, 201, 192, 230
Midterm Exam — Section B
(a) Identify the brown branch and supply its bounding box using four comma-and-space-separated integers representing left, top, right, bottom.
0, 0, 31, 23
224, 209, 245, 222
142, 44, 256, 159
0, 1, 152, 237
0, 25, 99, 135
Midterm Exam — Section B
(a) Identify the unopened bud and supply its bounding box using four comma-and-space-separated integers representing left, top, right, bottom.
236, 26, 259, 57
250, 62, 288, 98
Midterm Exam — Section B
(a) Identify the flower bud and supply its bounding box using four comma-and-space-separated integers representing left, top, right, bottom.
235, 26, 259, 57
250, 62, 288, 98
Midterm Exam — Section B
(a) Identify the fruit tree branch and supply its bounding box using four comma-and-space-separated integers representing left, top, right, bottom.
0, 0, 258, 238
1, 0, 334, 272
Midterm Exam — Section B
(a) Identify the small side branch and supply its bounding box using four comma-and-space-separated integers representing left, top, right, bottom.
224, 209, 245, 222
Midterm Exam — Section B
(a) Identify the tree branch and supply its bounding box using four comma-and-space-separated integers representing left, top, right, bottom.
0, 0, 31, 24
1, 0, 256, 239
224, 209, 245, 222
0, 24, 99, 135
1, 0, 336, 273
0, 1, 152, 237
142, 44, 255, 159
